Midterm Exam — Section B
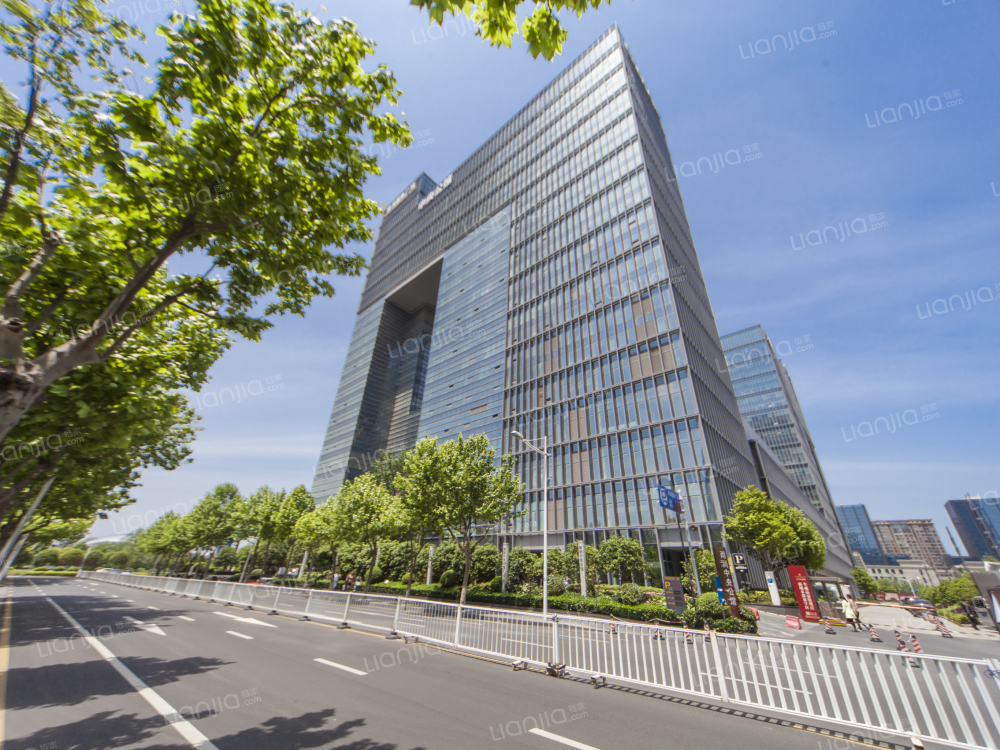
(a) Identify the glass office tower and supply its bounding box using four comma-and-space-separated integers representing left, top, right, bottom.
835, 504, 895, 566
946, 496, 1000, 560
720, 325, 836, 518
312, 27, 760, 580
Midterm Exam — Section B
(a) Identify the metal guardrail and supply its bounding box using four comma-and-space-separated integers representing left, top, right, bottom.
77, 571, 1000, 750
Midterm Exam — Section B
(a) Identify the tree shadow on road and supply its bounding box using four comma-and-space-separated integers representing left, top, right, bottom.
6, 655, 231, 709
6, 710, 193, 750
213, 709, 426, 750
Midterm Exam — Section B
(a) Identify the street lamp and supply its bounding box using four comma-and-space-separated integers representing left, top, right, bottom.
511, 430, 550, 616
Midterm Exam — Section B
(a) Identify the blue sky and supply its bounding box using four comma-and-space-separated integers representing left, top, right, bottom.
83, 0, 1000, 554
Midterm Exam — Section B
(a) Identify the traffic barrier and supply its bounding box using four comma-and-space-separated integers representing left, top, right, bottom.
867, 623, 882, 642
785, 615, 801, 629
75, 571, 1000, 750
703, 622, 711, 642
823, 618, 836, 634
894, 628, 906, 650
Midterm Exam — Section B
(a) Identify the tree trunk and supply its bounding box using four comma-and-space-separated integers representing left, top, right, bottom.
241, 536, 261, 583
202, 547, 217, 579
405, 531, 423, 598
364, 543, 377, 593
460, 540, 472, 605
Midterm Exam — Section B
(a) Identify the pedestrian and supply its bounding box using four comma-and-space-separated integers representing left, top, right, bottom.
841, 594, 862, 632
331, 570, 341, 591
960, 599, 980, 630
345, 572, 354, 592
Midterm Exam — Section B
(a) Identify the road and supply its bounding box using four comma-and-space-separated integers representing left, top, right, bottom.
0, 576, 951, 750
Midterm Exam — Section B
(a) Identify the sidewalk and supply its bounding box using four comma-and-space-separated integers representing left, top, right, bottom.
858, 603, 999, 640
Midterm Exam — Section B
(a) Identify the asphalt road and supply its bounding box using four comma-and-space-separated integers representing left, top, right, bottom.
0, 576, 982, 750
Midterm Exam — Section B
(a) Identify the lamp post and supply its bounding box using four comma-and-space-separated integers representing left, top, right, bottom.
511, 430, 549, 616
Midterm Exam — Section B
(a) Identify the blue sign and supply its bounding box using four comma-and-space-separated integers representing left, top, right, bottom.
657, 485, 683, 514
715, 576, 725, 604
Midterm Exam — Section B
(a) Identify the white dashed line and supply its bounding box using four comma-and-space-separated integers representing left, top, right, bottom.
314, 658, 366, 676
226, 631, 253, 640
178, 616, 195, 622
148, 606, 160, 610
42, 594, 218, 749
528, 728, 601, 750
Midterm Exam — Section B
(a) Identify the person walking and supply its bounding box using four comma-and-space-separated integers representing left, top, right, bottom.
344, 572, 354, 592
842, 594, 862, 632
960, 599, 981, 630
331, 570, 341, 591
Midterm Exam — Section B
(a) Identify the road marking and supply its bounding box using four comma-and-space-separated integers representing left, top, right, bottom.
126, 599, 135, 602
42, 594, 218, 749
314, 657, 366, 676
227, 631, 253, 640
502, 636, 544, 647
213, 611, 278, 628
178, 616, 195, 622
124, 615, 167, 637
111, 594, 119, 598
528, 728, 600, 749
148, 606, 160, 610
0, 585, 12, 744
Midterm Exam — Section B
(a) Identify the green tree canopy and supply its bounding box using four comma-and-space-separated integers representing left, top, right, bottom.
0, 0, 411, 442
850, 566, 877, 597
398, 434, 521, 604
595, 534, 644, 583
723, 486, 826, 574
413, 0, 613, 61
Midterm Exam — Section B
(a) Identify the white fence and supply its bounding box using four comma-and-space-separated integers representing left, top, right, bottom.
79, 571, 1000, 750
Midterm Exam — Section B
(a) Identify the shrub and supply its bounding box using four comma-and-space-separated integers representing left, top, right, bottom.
58, 548, 86, 566
546, 574, 567, 596
109, 551, 130, 568
249, 568, 263, 580
615, 583, 647, 606
682, 591, 758, 634
487, 576, 503, 593
33, 548, 60, 567
368, 566, 383, 583
939, 605, 970, 625
439, 570, 459, 588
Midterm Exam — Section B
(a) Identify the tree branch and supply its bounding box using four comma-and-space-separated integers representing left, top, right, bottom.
97, 283, 200, 362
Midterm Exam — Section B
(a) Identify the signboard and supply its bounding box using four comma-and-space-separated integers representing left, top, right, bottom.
656, 485, 683, 514
732, 553, 748, 571
712, 546, 740, 617
662, 576, 685, 611
715, 576, 724, 604
787, 565, 820, 622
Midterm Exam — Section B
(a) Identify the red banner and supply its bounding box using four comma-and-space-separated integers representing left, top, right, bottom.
788, 565, 820, 622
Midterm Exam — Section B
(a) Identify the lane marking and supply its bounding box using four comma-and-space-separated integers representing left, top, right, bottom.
178, 616, 195, 622
123, 615, 167, 637
126, 599, 135, 602
0, 585, 12, 744
41, 593, 218, 749
528, 728, 601, 749
148, 606, 160, 610
226, 631, 253, 640
212, 611, 277, 628
314, 658, 366, 676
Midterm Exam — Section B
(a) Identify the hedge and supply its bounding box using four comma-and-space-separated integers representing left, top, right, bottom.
10, 569, 80, 577
365, 582, 681, 623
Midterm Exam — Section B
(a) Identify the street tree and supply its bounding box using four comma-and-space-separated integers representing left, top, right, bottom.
413, 0, 613, 61
317, 475, 401, 592
851, 566, 877, 598
401, 435, 521, 604
184, 483, 240, 578
680, 547, 717, 594
595, 534, 645, 583
0, 0, 411, 441
724, 486, 826, 575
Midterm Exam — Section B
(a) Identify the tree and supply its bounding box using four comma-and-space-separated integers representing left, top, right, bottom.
680, 547, 718, 594
507, 546, 537, 588
400, 435, 521, 604
851, 566, 877, 598
371, 449, 433, 595
724, 486, 826, 575
0, 0, 412, 441
20, 516, 92, 549
184, 483, 240, 578
596, 535, 645, 583
413, 0, 613, 61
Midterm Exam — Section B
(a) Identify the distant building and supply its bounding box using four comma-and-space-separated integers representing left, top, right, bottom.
720, 325, 836, 519
872, 519, 952, 576
835, 504, 896, 566
945, 496, 1000, 561
854, 552, 942, 588
745, 422, 853, 581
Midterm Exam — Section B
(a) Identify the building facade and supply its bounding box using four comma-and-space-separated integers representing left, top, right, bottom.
312, 27, 776, 586
745, 423, 854, 581
945, 496, 1000, 561
720, 325, 836, 519
871, 519, 952, 576
835, 504, 895, 566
